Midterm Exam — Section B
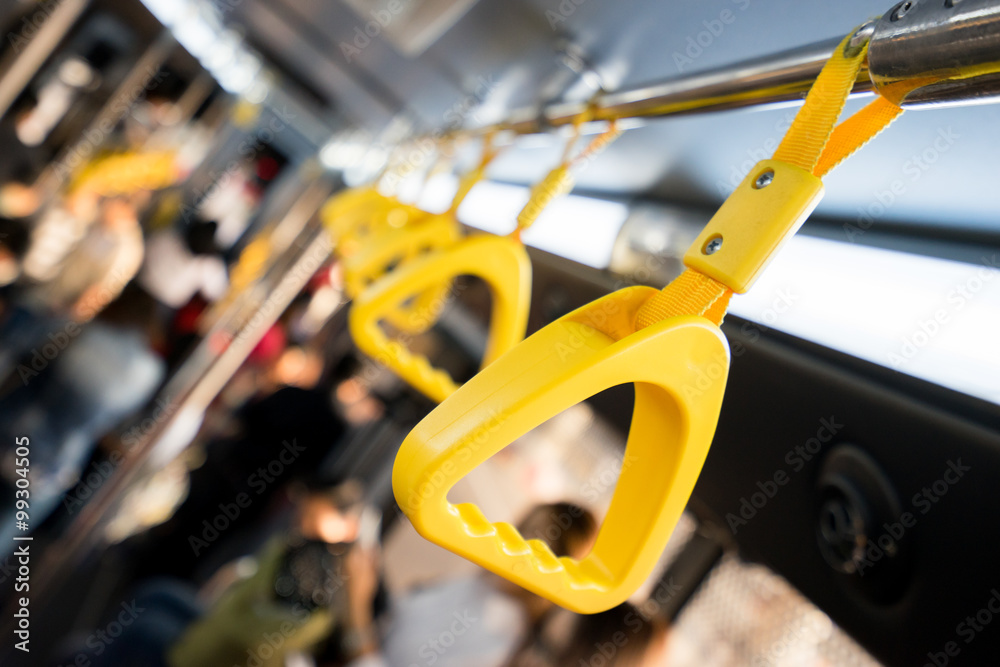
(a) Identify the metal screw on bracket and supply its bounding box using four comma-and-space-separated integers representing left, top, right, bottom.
754, 169, 774, 189
844, 19, 877, 57
704, 237, 723, 255
891, 1, 913, 21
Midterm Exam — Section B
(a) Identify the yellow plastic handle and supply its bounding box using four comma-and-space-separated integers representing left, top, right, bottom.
321, 187, 386, 242
342, 213, 463, 334
684, 159, 824, 293
322, 187, 428, 258
392, 286, 729, 613
349, 234, 532, 403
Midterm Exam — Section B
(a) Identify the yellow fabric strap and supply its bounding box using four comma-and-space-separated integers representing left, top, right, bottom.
514, 165, 575, 237
634, 269, 733, 329
636, 28, 903, 331
513, 121, 621, 238
450, 133, 501, 212
814, 95, 904, 178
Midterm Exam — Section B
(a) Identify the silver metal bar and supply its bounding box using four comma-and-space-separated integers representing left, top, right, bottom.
501, 36, 874, 134
868, 0, 1000, 107
0, 0, 91, 120
457, 0, 1000, 137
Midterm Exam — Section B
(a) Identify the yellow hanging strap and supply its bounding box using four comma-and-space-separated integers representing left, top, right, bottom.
635, 27, 903, 331
71, 150, 179, 196
450, 131, 502, 213
512, 118, 622, 241
814, 95, 903, 178
377, 143, 417, 195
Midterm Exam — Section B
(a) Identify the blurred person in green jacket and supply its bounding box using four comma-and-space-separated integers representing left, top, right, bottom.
59, 478, 375, 667
166, 479, 369, 667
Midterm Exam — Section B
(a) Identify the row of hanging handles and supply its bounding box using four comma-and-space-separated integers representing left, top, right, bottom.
320, 25, 904, 614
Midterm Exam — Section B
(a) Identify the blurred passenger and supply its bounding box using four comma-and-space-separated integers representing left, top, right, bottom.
120, 384, 348, 585
165, 480, 370, 667
345, 502, 598, 667
0, 193, 144, 378
0, 179, 41, 219
0, 213, 31, 288
0, 284, 164, 551
0, 90, 46, 183
70, 480, 371, 667
138, 217, 229, 312
0, 180, 40, 287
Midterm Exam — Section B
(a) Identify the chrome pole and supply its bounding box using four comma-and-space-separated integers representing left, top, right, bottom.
505, 36, 874, 134
0, 0, 91, 120
454, 0, 1000, 137
868, 0, 1000, 107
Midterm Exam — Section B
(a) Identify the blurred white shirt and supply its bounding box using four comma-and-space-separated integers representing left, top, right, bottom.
139, 230, 228, 308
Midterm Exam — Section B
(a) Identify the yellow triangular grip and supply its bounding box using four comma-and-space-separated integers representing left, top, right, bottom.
349, 235, 532, 403
342, 213, 463, 334
321, 187, 387, 247
322, 187, 428, 258
392, 286, 729, 613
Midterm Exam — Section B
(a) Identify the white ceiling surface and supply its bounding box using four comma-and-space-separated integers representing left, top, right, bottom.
229, 0, 1000, 234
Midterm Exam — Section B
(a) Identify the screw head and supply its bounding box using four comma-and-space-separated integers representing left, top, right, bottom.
891, 1, 913, 21
704, 237, 723, 255
844, 20, 876, 57
754, 169, 774, 189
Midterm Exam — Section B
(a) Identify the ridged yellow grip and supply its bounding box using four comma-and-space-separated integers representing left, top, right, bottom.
343, 214, 463, 334
350, 235, 532, 403
392, 286, 729, 612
